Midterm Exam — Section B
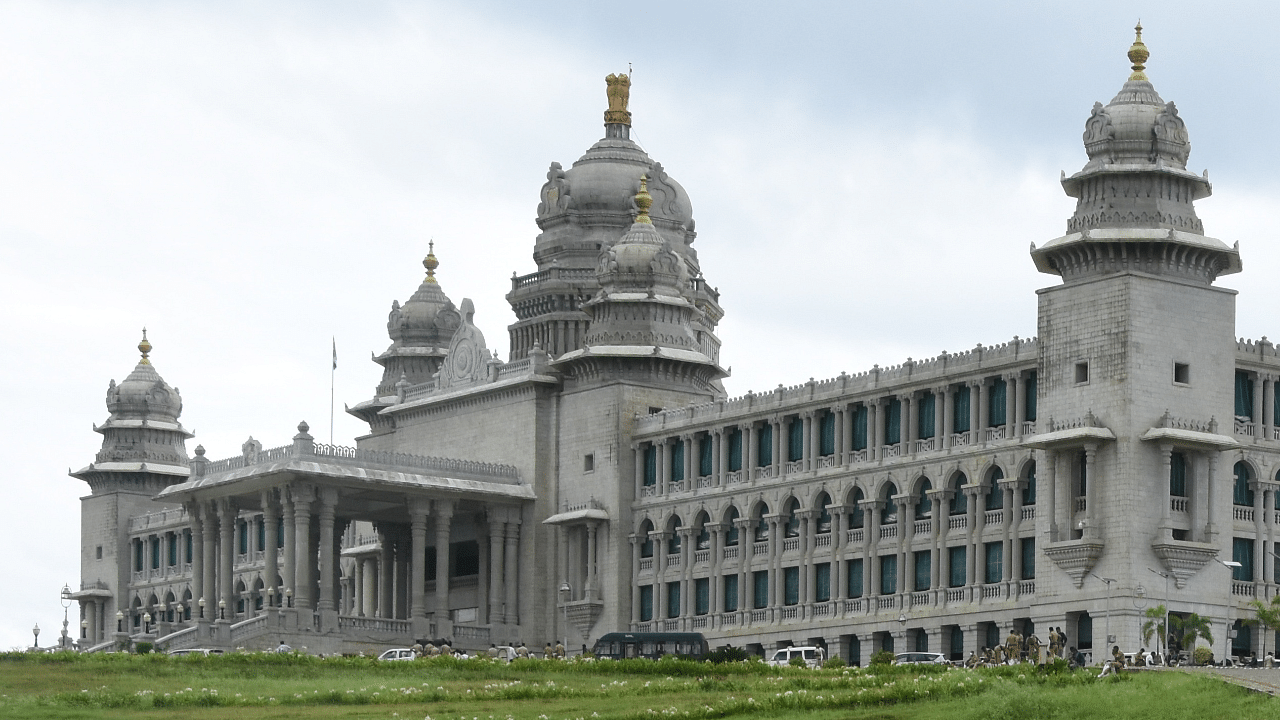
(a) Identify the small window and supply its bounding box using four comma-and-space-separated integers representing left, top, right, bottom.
584, 453, 595, 472
1174, 363, 1190, 385
648, 407, 663, 415
96, 545, 103, 560
1074, 362, 1089, 384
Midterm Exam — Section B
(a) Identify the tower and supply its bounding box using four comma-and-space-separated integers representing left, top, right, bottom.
71, 332, 193, 646
1030, 26, 1242, 645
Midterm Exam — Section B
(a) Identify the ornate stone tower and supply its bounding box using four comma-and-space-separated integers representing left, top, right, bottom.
71, 332, 193, 642
349, 243, 461, 434
507, 74, 723, 363
1030, 26, 1242, 644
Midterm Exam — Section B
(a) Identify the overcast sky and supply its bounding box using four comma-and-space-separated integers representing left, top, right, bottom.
2, 0, 1278, 649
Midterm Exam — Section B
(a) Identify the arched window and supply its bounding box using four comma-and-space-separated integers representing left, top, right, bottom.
881, 483, 899, 525
784, 498, 801, 538
985, 467, 1005, 510
916, 479, 933, 519
723, 507, 740, 547
753, 504, 770, 542
667, 517, 682, 555
694, 512, 711, 550
1234, 462, 1254, 507
815, 492, 832, 534
949, 474, 968, 515
849, 488, 866, 529
1022, 461, 1037, 505
1170, 452, 1188, 498
639, 520, 654, 558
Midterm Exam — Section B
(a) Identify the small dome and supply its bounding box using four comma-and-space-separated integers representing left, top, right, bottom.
387, 242, 461, 348
105, 330, 183, 421
597, 177, 687, 292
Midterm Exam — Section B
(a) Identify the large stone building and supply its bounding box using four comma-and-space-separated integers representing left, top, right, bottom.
70, 29, 1280, 663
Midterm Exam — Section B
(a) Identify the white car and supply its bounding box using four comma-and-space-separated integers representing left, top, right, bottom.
766, 646, 823, 668
377, 648, 417, 661
894, 652, 949, 665
168, 648, 224, 657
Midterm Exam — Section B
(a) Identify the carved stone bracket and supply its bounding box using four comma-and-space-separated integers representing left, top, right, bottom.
563, 598, 605, 637
1043, 539, 1106, 588
1151, 540, 1220, 589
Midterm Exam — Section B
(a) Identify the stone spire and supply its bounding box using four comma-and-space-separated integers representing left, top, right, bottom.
1031, 25, 1241, 284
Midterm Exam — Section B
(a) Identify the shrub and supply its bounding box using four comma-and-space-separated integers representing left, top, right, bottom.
869, 650, 894, 666
134, 642, 154, 655
1193, 646, 1214, 666
704, 646, 750, 664
788, 655, 807, 668
822, 656, 846, 669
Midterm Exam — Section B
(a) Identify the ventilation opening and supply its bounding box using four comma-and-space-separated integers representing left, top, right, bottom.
1174, 363, 1190, 385
1074, 362, 1090, 385
584, 453, 595, 472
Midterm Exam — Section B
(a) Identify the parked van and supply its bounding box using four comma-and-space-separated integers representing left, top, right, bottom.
766, 646, 822, 668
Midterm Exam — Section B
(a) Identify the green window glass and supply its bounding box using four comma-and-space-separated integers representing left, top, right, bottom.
185, 532, 193, 563
953, 386, 971, 433
722, 575, 738, 612
819, 411, 836, 456
277, 519, 285, 548
167, 534, 177, 566
847, 559, 863, 598
1023, 464, 1037, 505
885, 400, 901, 445
850, 495, 865, 528
1234, 462, 1254, 506
667, 581, 681, 618
643, 445, 657, 486
1020, 537, 1035, 579
753, 571, 769, 609
984, 542, 1003, 584
724, 513, 739, 546
694, 578, 709, 615
257, 517, 266, 552
853, 406, 869, 450
668, 528, 681, 555
1233, 619, 1252, 655
783, 566, 800, 605
949, 546, 966, 587
151, 536, 160, 569
916, 480, 932, 519
950, 626, 964, 660
640, 585, 653, 621
787, 418, 803, 462
641, 529, 654, 558
784, 502, 800, 538
989, 378, 1007, 426
1233, 537, 1255, 581
815, 562, 831, 602
134, 540, 143, 572
879, 555, 897, 596
882, 634, 895, 655
698, 436, 713, 477
918, 392, 936, 439
1236, 371, 1255, 419
914, 550, 931, 591
757, 425, 772, 467
1025, 372, 1038, 422
915, 630, 929, 652
671, 441, 685, 482
1170, 452, 1188, 498
728, 428, 742, 472
1078, 452, 1088, 497
950, 477, 968, 515
816, 502, 832, 534
754, 514, 769, 542
238, 521, 248, 554
985, 481, 1003, 511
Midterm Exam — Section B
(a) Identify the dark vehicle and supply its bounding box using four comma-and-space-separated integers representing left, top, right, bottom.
592, 632, 708, 660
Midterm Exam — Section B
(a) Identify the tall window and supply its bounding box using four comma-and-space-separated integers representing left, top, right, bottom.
881, 483, 898, 525
151, 536, 160, 569
985, 468, 1004, 511
784, 499, 800, 538
949, 546, 966, 587
667, 582, 681, 618
853, 405, 869, 451
643, 446, 657, 487
918, 392, 936, 439
757, 424, 772, 467
698, 436, 713, 477
815, 563, 831, 602
950, 625, 965, 660
185, 531, 193, 563
984, 542, 1003, 584
1234, 462, 1255, 507
1236, 370, 1255, 420
885, 400, 902, 445
1077, 451, 1088, 497
727, 428, 743, 472
167, 534, 177, 567
916, 479, 933, 519
667, 519, 682, 555
1023, 462, 1037, 505
238, 521, 248, 554
670, 441, 685, 483
753, 571, 769, 609
694, 578, 709, 615
989, 378, 1007, 426
256, 517, 266, 552
787, 418, 804, 462
950, 474, 968, 515
1020, 537, 1035, 579
783, 567, 800, 605
1233, 537, 1255, 581
914, 551, 931, 591
847, 559, 864, 597
640, 585, 653, 621
953, 386, 971, 433
816, 493, 832, 534
1025, 371, 1038, 422
753, 507, 770, 542
850, 489, 865, 528
879, 555, 897, 595
695, 520, 711, 551
819, 411, 836, 456
724, 507, 740, 546
640, 521, 654, 558
134, 540, 143, 572
722, 575, 738, 612
1170, 452, 1188, 498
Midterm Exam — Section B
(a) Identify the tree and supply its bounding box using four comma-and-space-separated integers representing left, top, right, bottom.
1142, 604, 1168, 656
1170, 613, 1215, 660
1245, 595, 1280, 659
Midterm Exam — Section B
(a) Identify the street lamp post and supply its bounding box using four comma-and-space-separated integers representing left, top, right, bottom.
142, 612, 152, 635
898, 612, 907, 653
32, 623, 39, 648
218, 599, 226, 621
115, 611, 123, 633
285, 587, 293, 608
198, 597, 205, 619
1091, 574, 1116, 651
559, 582, 570, 657
1147, 567, 1171, 659
1216, 559, 1243, 664
61, 584, 72, 649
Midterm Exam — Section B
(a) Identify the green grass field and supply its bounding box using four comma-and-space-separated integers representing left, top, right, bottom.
0, 652, 1274, 720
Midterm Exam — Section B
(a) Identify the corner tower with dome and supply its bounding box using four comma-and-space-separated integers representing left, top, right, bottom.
66, 32, 1280, 664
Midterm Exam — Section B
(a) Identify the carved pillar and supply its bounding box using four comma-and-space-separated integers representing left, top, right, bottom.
1004, 373, 1017, 436
629, 536, 641, 626
657, 440, 669, 495
281, 494, 296, 604
713, 430, 725, 487
735, 519, 751, 616
799, 511, 813, 605
873, 399, 886, 457
488, 516, 505, 624
862, 499, 882, 601
767, 516, 781, 609
896, 495, 913, 596
934, 490, 952, 598
804, 411, 816, 471
942, 386, 955, 448
291, 485, 314, 610
317, 488, 338, 614
190, 504, 206, 614
409, 498, 430, 619
746, 422, 758, 479
1159, 443, 1174, 538
832, 506, 846, 601
1264, 375, 1276, 440
503, 518, 520, 625
904, 393, 917, 449
682, 434, 694, 488
217, 499, 235, 615
964, 486, 980, 589
1014, 372, 1027, 436
260, 490, 279, 599
1001, 484, 1015, 584
435, 499, 454, 621
1044, 449, 1059, 542
867, 402, 879, 461
968, 381, 981, 444
1206, 451, 1219, 542
679, 527, 694, 619
834, 405, 846, 463
708, 522, 723, 618
772, 417, 783, 476
977, 380, 990, 443
1083, 443, 1098, 539
376, 525, 392, 618
587, 521, 600, 601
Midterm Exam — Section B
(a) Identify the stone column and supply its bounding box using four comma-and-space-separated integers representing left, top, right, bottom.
260, 490, 279, 600
904, 393, 917, 450
800, 511, 814, 605
708, 522, 723, 619
933, 386, 946, 444
1083, 443, 1098, 539
377, 525, 393, 618
587, 521, 600, 601
1004, 373, 1017, 436
863, 499, 882, 603
1206, 452, 1219, 542
1254, 372, 1265, 427
435, 500, 455, 627
745, 422, 758, 479
409, 499, 430, 620
1044, 450, 1059, 542
767, 516, 781, 610
503, 518, 520, 625
629, 536, 641, 626
281, 494, 296, 606
964, 486, 980, 591
872, 400, 885, 458
1264, 375, 1276, 440
896, 496, 913, 596
867, 402, 879, 461
1001, 484, 1015, 584
217, 499, 235, 617
1014, 372, 1027, 436
840, 404, 853, 465
682, 434, 694, 488
832, 507, 847, 601
352, 556, 364, 616
804, 411, 816, 471
735, 519, 751, 617
935, 490, 952, 599
977, 380, 990, 443
488, 516, 505, 624
713, 430, 725, 487
654, 531, 669, 620
1158, 443, 1174, 539
680, 527, 694, 620
942, 386, 955, 448
968, 381, 981, 444
291, 485, 315, 611
658, 440, 669, 495
189, 504, 205, 614
317, 488, 338, 616
201, 502, 217, 618
772, 416, 783, 477
1254, 484, 1267, 588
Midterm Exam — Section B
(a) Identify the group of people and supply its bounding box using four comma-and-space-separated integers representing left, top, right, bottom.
963, 626, 1073, 667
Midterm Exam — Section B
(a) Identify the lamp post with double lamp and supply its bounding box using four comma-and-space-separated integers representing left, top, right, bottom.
60, 584, 72, 649
559, 582, 570, 657
1091, 574, 1117, 649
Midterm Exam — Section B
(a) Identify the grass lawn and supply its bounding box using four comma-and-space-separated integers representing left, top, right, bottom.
0, 652, 1275, 720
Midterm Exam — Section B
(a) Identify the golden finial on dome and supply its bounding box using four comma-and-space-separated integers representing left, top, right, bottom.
1127, 21, 1149, 82
604, 73, 632, 126
423, 240, 439, 284
138, 328, 152, 365
635, 175, 653, 224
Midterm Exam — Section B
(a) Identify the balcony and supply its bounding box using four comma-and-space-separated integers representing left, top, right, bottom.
696, 475, 713, 489
985, 426, 1007, 442
879, 524, 898, 540
882, 444, 902, 459
814, 533, 832, 548
915, 437, 938, 453
1234, 507, 1255, 522
785, 460, 804, 475
638, 558, 653, 572
722, 546, 739, 561
842, 598, 864, 614
984, 510, 1004, 526
782, 537, 800, 553
693, 550, 710, 564
948, 515, 967, 530
846, 528, 864, 544
1171, 497, 1189, 513
726, 470, 744, 484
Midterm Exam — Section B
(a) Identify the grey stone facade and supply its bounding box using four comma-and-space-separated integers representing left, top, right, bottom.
69, 32, 1280, 663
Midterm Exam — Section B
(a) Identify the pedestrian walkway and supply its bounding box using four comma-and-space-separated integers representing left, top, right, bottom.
1180, 666, 1280, 696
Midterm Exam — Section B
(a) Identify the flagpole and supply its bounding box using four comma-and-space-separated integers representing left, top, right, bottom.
330, 337, 336, 446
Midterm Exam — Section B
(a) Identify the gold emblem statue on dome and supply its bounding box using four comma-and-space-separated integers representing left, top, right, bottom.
605, 73, 631, 126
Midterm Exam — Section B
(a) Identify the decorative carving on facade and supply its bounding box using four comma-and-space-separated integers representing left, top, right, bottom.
1153, 101, 1190, 166
437, 299, 490, 390
1042, 539, 1105, 588
647, 162, 683, 219
537, 162, 572, 218
1082, 101, 1115, 160
1151, 540, 1219, 589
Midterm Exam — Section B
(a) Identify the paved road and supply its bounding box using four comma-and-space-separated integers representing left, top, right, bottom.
1179, 666, 1280, 695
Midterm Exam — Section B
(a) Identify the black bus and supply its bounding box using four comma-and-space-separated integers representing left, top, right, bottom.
592, 632, 709, 660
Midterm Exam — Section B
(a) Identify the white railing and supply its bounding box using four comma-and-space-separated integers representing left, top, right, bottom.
848, 449, 869, 464
694, 549, 710, 564
752, 541, 769, 557
722, 546, 739, 561
949, 516, 967, 530
641, 485, 658, 498
842, 598, 864, 614
946, 588, 965, 603
913, 520, 931, 536
154, 625, 198, 652
454, 625, 490, 642
882, 444, 902, 459
338, 616, 414, 634
697, 475, 713, 489
817, 455, 837, 469
1236, 419, 1256, 437
229, 614, 267, 642
749, 609, 768, 623
780, 606, 799, 620
1021, 421, 1037, 435
690, 616, 708, 629
1074, 497, 1087, 512
1020, 506, 1035, 521
785, 460, 804, 474
128, 507, 191, 532
755, 466, 776, 480
1234, 507, 1255, 522
811, 603, 831, 618
985, 426, 1007, 442
915, 437, 938, 453
910, 592, 930, 607
877, 596, 897, 610
984, 510, 1004, 526
661, 619, 680, 631
951, 433, 971, 447
879, 524, 898, 540
846, 528, 864, 544
726, 470, 744, 484
980, 584, 1003, 599
1232, 582, 1257, 597
719, 613, 738, 626
1018, 580, 1035, 596
814, 533, 832, 548
782, 537, 800, 553
1171, 497, 1189, 513
668, 481, 682, 495
665, 553, 682, 568
638, 558, 653, 572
